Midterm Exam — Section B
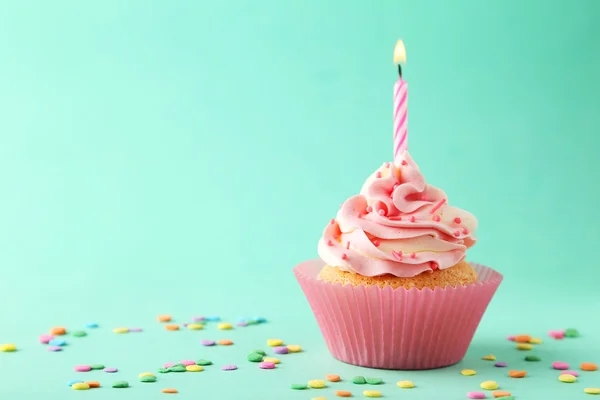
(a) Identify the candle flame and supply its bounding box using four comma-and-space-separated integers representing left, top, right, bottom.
393, 40, 406, 65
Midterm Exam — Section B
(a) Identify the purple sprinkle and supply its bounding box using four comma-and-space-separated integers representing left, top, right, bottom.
192, 316, 205, 322
273, 346, 289, 354
103, 367, 118, 373
236, 322, 248, 327
221, 364, 237, 371
494, 362, 508, 367
182, 323, 189, 327
258, 361, 275, 369
47, 346, 62, 352
129, 328, 143, 332
201, 340, 216, 346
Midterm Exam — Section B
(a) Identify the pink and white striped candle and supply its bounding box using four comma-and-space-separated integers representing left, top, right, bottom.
393, 40, 408, 164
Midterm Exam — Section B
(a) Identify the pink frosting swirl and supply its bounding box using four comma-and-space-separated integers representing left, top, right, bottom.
318, 151, 477, 277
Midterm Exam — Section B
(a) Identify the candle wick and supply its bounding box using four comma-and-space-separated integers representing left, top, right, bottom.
397, 64, 402, 78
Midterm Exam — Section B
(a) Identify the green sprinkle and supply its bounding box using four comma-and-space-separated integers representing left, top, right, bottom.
90, 364, 104, 370
352, 376, 366, 384
112, 381, 129, 389
366, 377, 383, 385
247, 352, 264, 362
501, 397, 515, 400
291, 384, 308, 390
247, 320, 260, 325
140, 376, 157, 383
565, 328, 579, 338
168, 365, 186, 372
196, 359, 213, 366
525, 355, 541, 362
252, 349, 267, 356
71, 331, 87, 337
157, 368, 169, 373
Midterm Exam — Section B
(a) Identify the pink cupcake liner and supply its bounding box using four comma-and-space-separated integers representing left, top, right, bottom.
294, 259, 502, 370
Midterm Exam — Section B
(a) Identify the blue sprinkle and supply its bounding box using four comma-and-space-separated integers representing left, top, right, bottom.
49, 339, 67, 346
205, 316, 221, 322
254, 317, 267, 323
84, 322, 98, 328
67, 380, 83, 387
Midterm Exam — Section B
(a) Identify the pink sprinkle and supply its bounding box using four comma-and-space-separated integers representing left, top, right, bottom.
39, 334, 54, 344
392, 250, 403, 261
326, 240, 333, 246
378, 209, 385, 216
410, 253, 416, 259
429, 198, 447, 214
462, 228, 469, 234
454, 230, 460, 237
376, 171, 382, 178
164, 362, 175, 368
179, 360, 196, 366
366, 206, 373, 213
346, 241, 350, 249
564, 370, 579, 377
356, 212, 361, 218
330, 218, 335, 225
548, 330, 565, 339
373, 240, 380, 247
432, 215, 441, 222
258, 361, 275, 369
507, 335, 516, 341
431, 262, 439, 270
341, 254, 348, 260
385, 162, 390, 168
421, 194, 428, 201
454, 217, 462, 224
74, 365, 92, 372
410, 216, 416, 222
467, 392, 486, 399
401, 160, 408, 166
221, 364, 237, 371
552, 361, 570, 370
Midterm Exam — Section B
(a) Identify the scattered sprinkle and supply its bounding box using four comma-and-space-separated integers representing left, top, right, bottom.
548, 330, 565, 339
139, 372, 155, 378
259, 362, 275, 369
263, 357, 280, 364
87, 381, 100, 388
363, 390, 381, 398
74, 365, 92, 372
158, 368, 169, 373
352, 376, 366, 384
480, 380, 499, 390
192, 316, 205, 322
273, 346, 289, 354
287, 344, 302, 353
113, 327, 128, 334
559, 374, 577, 383
482, 354, 496, 361
112, 381, 129, 388
187, 323, 203, 330
104, 367, 118, 373
291, 384, 308, 390
218, 339, 233, 345
50, 327, 66, 336
514, 335, 531, 343
365, 377, 383, 385
140, 375, 157, 383
461, 369, 477, 376
67, 380, 83, 387
164, 363, 175, 368
72, 383, 90, 390
335, 390, 352, 397
157, 315, 172, 323
516, 343, 532, 350
552, 361, 570, 370
161, 388, 178, 394
397, 380, 414, 388
221, 364, 237, 371
186, 365, 204, 372
0, 343, 16, 352
267, 339, 284, 347
84, 323, 98, 329
308, 380, 326, 389
525, 355, 541, 362
252, 349, 267, 356
72, 331, 87, 337
326, 374, 341, 382
494, 362, 508, 368
529, 337, 543, 344
582, 362, 598, 371
201, 340, 216, 346
508, 370, 527, 378
467, 392, 486, 399
47, 346, 62, 352
129, 328, 143, 332
312, 397, 328, 400
564, 370, 580, 377
218, 323, 233, 330
565, 328, 579, 338
168, 365, 186, 372
39, 334, 54, 344
179, 360, 195, 366
90, 364, 104, 370
248, 352, 264, 362
584, 388, 600, 394
164, 324, 179, 331
48, 339, 66, 347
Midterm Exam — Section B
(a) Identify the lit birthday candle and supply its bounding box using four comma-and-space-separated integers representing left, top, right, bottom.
393, 40, 408, 164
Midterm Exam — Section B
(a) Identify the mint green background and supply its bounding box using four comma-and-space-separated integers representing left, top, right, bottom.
1, 1, 599, 399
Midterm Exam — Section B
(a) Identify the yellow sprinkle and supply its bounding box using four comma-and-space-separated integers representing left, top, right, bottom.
186, 365, 204, 372
480, 380, 499, 390
138, 372, 154, 378
584, 388, 600, 394
397, 380, 415, 388
516, 343, 533, 350
217, 322, 232, 330
363, 390, 382, 398
263, 357, 280, 364
308, 380, 326, 389
187, 323, 204, 330
482, 354, 496, 361
529, 337, 543, 344
287, 344, 302, 353
559, 374, 577, 383
72, 383, 90, 390
113, 327, 128, 334
311, 398, 328, 400
461, 369, 477, 376
0, 343, 16, 352
267, 338, 284, 347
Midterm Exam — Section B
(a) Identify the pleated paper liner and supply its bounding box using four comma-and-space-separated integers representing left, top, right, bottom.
294, 259, 503, 370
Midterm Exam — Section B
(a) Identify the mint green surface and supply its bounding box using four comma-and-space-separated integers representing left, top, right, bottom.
1, 1, 600, 399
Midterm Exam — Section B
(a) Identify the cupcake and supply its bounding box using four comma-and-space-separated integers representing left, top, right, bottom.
294, 151, 502, 370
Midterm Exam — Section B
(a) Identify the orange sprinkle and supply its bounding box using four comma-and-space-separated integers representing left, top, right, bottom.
157, 315, 172, 323
335, 390, 352, 397
161, 388, 178, 394
509, 370, 527, 378
327, 374, 341, 382
492, 390, 512, 398
164, 324, 179, 331
86, 381, 100, 388
514, 335, 531, 343
581, 362, 598, 371
50, 327, 66, 336
218, 339, 233, 345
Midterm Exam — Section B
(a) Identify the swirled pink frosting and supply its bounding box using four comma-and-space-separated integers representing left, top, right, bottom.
318, 151, 477, 277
